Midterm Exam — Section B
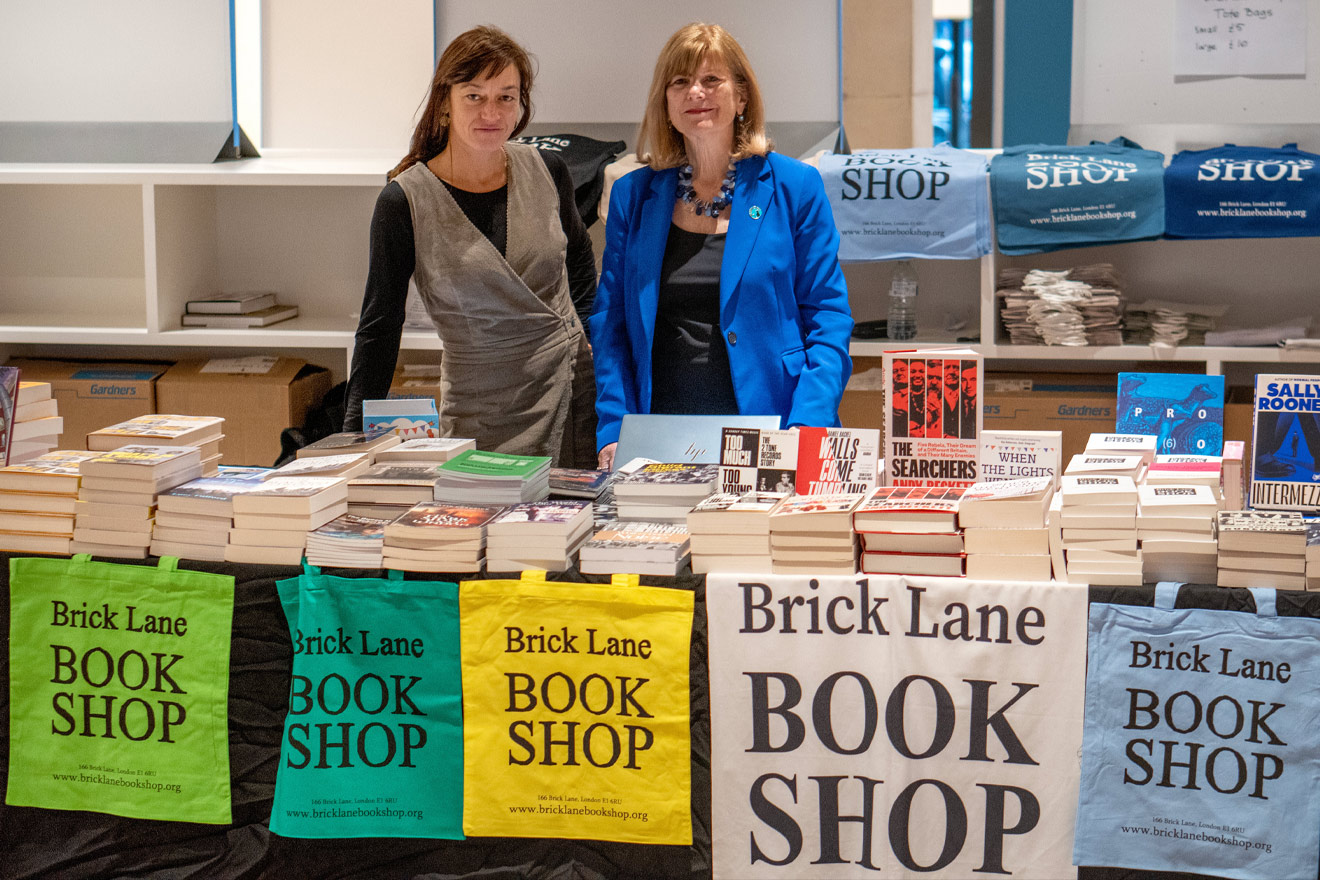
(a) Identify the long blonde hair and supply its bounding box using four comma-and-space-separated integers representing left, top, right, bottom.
635, 23, 771, 170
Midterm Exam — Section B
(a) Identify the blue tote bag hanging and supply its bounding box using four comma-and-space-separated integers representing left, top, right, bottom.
818, 144, 991, 261
990, 137, 1166, 254
1074, 583, 1320, 880
1165, 143, 1320, 239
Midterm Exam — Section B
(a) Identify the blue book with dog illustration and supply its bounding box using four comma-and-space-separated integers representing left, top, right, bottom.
1116, 372, 1225, 455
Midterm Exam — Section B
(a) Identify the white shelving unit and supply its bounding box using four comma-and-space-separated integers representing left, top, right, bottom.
3, 151, 1319, 383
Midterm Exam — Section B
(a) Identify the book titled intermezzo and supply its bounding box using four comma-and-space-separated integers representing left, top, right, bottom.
1250, 373, 1320, 513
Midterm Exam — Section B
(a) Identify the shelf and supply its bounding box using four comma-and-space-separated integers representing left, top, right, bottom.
0, 149, 398, 187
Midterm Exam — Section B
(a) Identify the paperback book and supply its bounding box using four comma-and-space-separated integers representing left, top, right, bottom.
547, 467, 612, 499
795, 426, 880, 494
852, 486, 965, 533
978, 429, 1062, 488
180, 304, 299, 328
185, 291, 277, 314
719, 427, 798, 495
1250, 373, 1320, 513
86, 414, 224, 451
882, 348, 982, 488
0, 450, 99, 494
1116, 371, 1225, 454
297, 432, 402, 459
373, 437, 476, 463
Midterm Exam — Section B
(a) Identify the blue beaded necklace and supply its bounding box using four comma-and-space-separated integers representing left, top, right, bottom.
676, 161, 736, 218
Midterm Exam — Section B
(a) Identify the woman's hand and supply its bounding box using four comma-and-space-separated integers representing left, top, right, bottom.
598, 442, 617, 471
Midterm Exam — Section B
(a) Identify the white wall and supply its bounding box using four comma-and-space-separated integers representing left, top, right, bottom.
1070, 0, 1320, 153
0, 1, 231, 122
437, 0, 839, 123
261, 0, 434, 150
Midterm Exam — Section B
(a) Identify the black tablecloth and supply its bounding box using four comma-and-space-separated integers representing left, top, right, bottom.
3, 554, 1318, 880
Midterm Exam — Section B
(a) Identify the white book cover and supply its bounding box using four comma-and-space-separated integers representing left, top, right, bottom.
1063, 453, 1147, 478
1060, 474, 1138, 506
1084, 433, 1157, 462
1137, 483, 1219, 515
978, 430, 1062, 488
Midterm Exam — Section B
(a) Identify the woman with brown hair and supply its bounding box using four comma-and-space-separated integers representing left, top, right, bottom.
590, 23, 853, 469
343, 26, 596, 466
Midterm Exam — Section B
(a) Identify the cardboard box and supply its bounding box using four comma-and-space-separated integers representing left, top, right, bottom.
4, 358, 169, 449
839, 356, 886, 436
388, 362, 445, 411
982, 372, 1117, 464
155, 357, 333, 466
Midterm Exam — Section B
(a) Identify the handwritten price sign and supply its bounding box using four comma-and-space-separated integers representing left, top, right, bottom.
1175, 0, 1306, 76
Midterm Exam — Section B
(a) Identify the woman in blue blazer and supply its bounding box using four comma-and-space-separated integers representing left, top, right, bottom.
590, 23, 853, 469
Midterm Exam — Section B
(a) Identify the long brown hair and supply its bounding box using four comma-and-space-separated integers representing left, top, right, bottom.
636, 23, 771, 170
388, 26, 535, 180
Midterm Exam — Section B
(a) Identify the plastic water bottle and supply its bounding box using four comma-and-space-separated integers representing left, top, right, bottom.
888, 259, 918, 340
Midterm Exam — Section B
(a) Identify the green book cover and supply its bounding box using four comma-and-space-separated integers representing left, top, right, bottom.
437, 449, 550, 480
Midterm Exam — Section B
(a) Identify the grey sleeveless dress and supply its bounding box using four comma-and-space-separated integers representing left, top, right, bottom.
394, 143, 586, 462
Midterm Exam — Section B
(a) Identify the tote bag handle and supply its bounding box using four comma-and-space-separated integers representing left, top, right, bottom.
1155, 581, 1277, 617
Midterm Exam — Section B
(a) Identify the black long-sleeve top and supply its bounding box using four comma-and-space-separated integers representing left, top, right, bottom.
343, 150, 596, 430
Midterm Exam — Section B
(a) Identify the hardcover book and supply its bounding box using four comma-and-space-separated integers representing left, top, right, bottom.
853, 486, 965, 533
718, 427, 799, 495
882, 348, 982, 488
1116, 371, 1225, 455
795, 426, 881, 495
1249, 373, 1320, 513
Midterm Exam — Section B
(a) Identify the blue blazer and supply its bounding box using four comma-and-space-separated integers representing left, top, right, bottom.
590, 151, 854, 450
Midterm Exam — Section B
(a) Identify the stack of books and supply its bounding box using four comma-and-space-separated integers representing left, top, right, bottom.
485, 500, 594, 572
181, 291, 299, 328
0, 450, 98, 554
768, 493, 864, 575
1137, 483, 1220, 583
227, 476, 349, 564
371, 437, 475, 464
381, 501, 506, 572
1217, 511, 1308, 589
8, 381, 62, 462
612, 463, 720, 523
306, 513, 393, 569
87, 414, 225, 476
296, 432, 401, 460
1145, 454, 1224, 505
853, 487, 966, 577
433, 450, 551, 504
150, 466, 272, 561
74, 445, 204, 558
1058, 474, 1142, 585
1307, 523, 1320, 591
958, 477, 1055, 581
578, 520, 692, 576
346, 463, 441, 518
686, 492, 785, 574
1220, 440, 1246, 510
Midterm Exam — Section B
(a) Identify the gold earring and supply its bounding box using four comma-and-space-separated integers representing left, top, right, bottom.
439, 111, 450, 126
